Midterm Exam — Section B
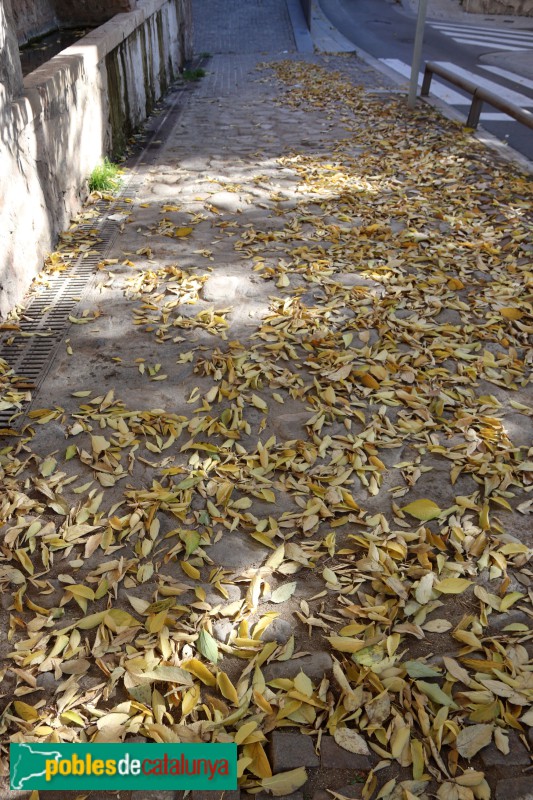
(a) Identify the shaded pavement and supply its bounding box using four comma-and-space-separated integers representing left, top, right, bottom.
0, 1, 532, 799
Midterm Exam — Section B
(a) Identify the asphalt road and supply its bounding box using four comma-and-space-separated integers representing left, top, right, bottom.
319, 0, 533, 162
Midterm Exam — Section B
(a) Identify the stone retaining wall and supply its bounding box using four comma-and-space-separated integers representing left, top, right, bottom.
11, 0, 57, 43
462, 0, 533, 13
0, 0, 192, 319
12, 0, 140, 45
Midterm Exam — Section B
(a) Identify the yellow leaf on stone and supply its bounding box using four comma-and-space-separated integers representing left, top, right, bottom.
435, 578, 472, 594
401, 498, 442, 521
182, 658, 216, 686
261, 767, 307, 796
326, 636, 365, 653
499, 307, 523, 320
181, 561, 200, 580
217, 672, 239, 706
67, 584, 95, 600
500, 592, 525, 611
245, 741, 272, 778
13, 701, 40, 721
174, 227, 193, 237
181, 683, 200, 716
235, 721, 258, 745
293, 671, 313, 697
15, 549, 34, 575
251, 394, 268, 411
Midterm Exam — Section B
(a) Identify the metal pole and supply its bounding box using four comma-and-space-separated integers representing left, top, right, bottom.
407, 0, 429, 109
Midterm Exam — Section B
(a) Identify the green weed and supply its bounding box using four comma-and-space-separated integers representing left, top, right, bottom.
88, 158, 122, 193
182, 67, 206, 81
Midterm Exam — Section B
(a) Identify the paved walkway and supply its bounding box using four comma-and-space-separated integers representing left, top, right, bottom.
193, 0, 296, 54
1, 2, 532, 799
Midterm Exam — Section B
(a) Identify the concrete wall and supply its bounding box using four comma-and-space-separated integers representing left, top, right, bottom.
11, 0, 57, 44
462, 0, 533, 13
0, 0, 192, 319
11, 0, 140, 45
53, 0, 139, 28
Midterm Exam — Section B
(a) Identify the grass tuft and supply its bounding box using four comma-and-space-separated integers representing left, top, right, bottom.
88, 158, 122, 193
182, 67, 206, 81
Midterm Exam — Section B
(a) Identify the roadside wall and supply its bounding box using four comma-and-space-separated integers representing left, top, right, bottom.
0, 0, 193, 319
10, 0, 57, 43
462, 0, 533, 14
11, 0, 140, 45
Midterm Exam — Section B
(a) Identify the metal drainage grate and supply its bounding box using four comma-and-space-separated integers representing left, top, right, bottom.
0, 192, 131, 428
0, 78, 194, 431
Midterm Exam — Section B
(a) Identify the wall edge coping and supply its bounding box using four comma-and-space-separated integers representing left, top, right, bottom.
10, 0, 170, 134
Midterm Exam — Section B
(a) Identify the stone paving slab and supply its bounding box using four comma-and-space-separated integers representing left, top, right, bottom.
193, 0, 296, 55
2, 0, 533, 798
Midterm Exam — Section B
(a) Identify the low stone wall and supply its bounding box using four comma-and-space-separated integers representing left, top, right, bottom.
11, 0, 57, 44
462, 0, 533, 13
12, 0, 141, 45
0, 0, 192, 319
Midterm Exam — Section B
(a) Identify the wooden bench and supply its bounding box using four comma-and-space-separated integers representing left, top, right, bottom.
421, 61, 533, 131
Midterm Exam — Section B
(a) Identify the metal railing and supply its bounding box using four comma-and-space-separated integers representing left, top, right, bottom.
421, 61, 533, 131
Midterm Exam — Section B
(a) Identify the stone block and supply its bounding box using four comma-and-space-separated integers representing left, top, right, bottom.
208, 532, 267, 572
480, 733, 530, 767
131, 794, 180, 799
261, 618, 292, 645
495, 776, 533, 800
191, 792, 240, 800
336, 787, 363, 800
314, 787, 363, 800
270, 731, 319, 772
320, 736, 373, 771
264, 652, 333, 682
250, 793, 304, 800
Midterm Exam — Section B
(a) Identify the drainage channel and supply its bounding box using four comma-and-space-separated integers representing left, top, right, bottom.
0, 68, 204, 432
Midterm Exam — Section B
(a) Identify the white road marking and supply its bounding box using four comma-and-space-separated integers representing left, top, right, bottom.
380, 58, 523, 121
449, 38, 529, 51
434, 61, 533, 106
429, 23, 533, 50
430, 22, 533, 39
480, 64, 533, 92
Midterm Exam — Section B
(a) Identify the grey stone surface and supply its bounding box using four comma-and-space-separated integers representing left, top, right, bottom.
320, 736, 373, 771
202, 275, 256, 302
313, 787, 363, 800
270, 731, 320, 771
207, 532, 268, 572
36, 671, 57, 690
261, 618, 293, 645
272, 411, 312, 441
480, 734, 531, 767
213, 618, 235, 642
495, 776, 533, 800
208, 191, 248, 213
193, 0, 296, 55
264, 652, 333, 681
131, 794, 181, 799
488, 610, 532, 632
1, 0, 23, 94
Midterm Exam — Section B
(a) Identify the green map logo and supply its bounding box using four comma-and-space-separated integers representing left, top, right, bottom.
11, 743, 237, 791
